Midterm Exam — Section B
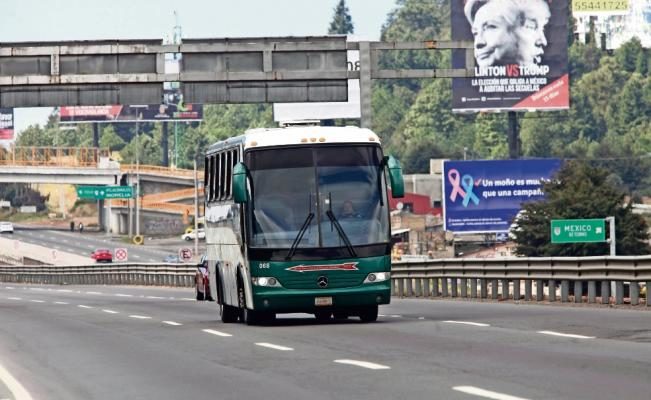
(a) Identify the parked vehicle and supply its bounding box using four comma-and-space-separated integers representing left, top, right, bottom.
195, 257, 213, 301
0, 221, 14, 234
182, 228, 205, 241
90, 249, 113, 263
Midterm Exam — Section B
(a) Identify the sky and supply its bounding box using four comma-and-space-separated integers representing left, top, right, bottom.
0, 0, 398, 135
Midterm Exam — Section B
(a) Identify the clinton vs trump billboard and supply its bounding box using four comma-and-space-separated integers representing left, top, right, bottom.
443, 159, 561, 233
452, 0, 569, 112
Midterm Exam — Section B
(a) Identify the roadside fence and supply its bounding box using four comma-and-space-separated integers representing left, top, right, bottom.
391, 256, 650, 306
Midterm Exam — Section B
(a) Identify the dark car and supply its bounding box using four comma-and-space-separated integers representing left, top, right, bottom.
91, 249, 113, 263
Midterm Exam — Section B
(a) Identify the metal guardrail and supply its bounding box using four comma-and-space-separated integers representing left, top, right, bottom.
2, 257, 649, 306
391, 256, 651, 306
0, 264, 196, 287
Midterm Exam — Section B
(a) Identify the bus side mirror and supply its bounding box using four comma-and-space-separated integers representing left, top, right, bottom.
233, 163, 249, 204
387, 156, 404, 198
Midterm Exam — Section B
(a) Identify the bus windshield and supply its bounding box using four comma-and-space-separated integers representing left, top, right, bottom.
246, 145, 389, 249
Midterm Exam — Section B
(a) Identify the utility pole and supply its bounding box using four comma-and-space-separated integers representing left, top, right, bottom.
131, 105, 148, 238
193, 157, 200, 257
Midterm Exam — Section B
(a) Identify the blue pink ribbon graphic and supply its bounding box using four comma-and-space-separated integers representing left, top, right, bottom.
448, 168, 480, 207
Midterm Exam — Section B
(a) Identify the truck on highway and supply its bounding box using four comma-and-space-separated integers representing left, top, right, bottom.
201, 125, 404, 324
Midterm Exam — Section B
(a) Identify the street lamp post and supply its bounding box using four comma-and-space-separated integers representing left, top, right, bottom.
131, 105, 148, 238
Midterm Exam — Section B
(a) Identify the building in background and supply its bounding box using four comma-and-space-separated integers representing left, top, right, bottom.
574, 0, 651, 49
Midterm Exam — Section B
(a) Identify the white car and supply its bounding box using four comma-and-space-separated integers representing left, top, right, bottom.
182, 228, 205, 241
0, 221, 14, 234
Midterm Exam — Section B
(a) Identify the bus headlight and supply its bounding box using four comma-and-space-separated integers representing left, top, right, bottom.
363, 272, 390, 284
252, 277, 282, 287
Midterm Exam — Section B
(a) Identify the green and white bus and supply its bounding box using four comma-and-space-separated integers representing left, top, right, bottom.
203, 125, 404, 324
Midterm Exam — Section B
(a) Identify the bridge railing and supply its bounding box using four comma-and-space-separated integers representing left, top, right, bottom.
0, 146, 110, 167
391, 256, 650, 306
121, 164, 203, 179
0, 263, 196, 287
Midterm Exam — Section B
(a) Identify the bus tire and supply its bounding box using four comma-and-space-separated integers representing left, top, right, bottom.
358, 305, 378, 323
219, 278, 238, 323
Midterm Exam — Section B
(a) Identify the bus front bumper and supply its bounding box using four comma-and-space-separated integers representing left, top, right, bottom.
252, 283, 390, 313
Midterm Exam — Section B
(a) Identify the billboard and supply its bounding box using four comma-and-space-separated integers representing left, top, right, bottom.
451, 0, 569, 112
59, 102, 203, 124
573, 0, 629, 16
0, 108, 14, 140
443, 159, 562, 233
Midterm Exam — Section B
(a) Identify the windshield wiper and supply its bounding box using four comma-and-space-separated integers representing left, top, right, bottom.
285, 212, 314, 261
325, 210, 356, 258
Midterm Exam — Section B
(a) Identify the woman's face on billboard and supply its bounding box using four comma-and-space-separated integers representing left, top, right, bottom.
471, 2, 519, 67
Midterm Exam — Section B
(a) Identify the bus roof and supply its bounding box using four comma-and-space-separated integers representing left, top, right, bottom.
206, 126, 381, 153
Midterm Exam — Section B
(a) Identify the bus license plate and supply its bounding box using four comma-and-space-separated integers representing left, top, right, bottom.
315, 297, 332, 306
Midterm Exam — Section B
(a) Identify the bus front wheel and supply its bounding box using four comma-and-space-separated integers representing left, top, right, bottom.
358, 305, 378, 323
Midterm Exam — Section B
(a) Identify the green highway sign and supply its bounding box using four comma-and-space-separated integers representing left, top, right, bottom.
550, 219, 606, 244
77, 186, 133, 199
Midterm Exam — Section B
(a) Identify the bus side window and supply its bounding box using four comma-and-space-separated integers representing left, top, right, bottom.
219, 152, 226, 201
204, 156, 210, 201
210, 155, 217, 202
225, 151, 232, 199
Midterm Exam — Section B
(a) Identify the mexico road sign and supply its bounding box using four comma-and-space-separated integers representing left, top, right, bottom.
77, 186, 133, 199
551, 219, 606, 244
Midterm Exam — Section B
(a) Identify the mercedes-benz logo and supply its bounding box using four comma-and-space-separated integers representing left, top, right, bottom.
317, 276, 329, 288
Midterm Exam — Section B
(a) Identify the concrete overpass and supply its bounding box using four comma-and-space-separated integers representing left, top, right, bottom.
0, 146, 121, 184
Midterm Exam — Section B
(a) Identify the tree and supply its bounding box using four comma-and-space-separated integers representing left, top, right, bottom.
328, 0, 354, 35
512, 161, 650, 256
99, 125, 126, 152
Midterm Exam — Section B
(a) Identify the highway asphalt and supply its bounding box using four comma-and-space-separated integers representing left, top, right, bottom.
7, 225, 206, 263
0, 285, 649, 400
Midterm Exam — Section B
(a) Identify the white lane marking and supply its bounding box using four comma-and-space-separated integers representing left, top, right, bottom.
78, 305, 93, 309
57, 289, 73, 293
453, 386, 530, 400
149, 259, 156, 262
133, 255, 141, 258
86, 292, 102, 295
418, 317, 425, 320
129, 315, 151, 319
115, 294, 133, 297
8, 297, 21, 300
39, 234, 45, 238
61, 239, 68, 243
0, 360, 34, 400
5, 287, 14, 290
29, 288, 45, 291
163, 321, 182, 326
54, 302, 68, 305
87, 245, 95, 248
180, 298, 195, 301
202, 329, 232, 337
255, 343, 294, 351
30, 300, 45, 303
102, 309, 119, 314
443, 320, 491, 327
334, 359, 390, 370
537, 330, 595, 339
66, 248, 75, 252
146, 296, 165, 299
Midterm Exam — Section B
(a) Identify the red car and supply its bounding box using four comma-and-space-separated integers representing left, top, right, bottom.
91, 249, 113, 263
